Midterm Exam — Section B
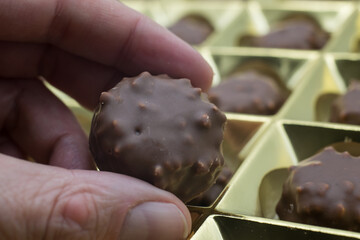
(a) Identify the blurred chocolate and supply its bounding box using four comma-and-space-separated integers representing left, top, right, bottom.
330, 80, 360, 125
89, 72, 226, 203
239, 13, 329, 50
276, 146, 360, 232
189, 165, 233, 206
208, 64, 288, 115
168, 14, 214, 45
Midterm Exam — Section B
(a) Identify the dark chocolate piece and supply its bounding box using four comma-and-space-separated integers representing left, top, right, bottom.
208, 70, 287, 115
330, 80, 360, 125
189, 165, 233, 206
239, 14, 329, 50
89, 72, 226, 203
168, 14, 214, 45
276, 146, 360, 232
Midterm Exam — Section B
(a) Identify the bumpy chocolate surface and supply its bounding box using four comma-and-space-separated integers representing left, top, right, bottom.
276, 147, 360, 232
208, 71, 287, 115
168, 14, 214, 45
330, 80, 360, 125
189, 165, 233, 206
89, 72, 226, 203
239, 14, 329, 50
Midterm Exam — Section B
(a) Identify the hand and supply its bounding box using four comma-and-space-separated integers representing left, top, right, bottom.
0, 0, 213, 239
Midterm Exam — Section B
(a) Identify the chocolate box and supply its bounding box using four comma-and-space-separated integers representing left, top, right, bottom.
48, 0, 360, 239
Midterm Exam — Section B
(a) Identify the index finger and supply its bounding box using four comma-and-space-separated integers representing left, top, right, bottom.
0, 0, 213, 91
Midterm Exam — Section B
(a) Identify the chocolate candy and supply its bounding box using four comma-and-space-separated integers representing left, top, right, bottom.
208, 70, 288, 115
89, 72, 226, 203
168, 14, 214, 45
330, 80, 360, 125
239, 14, 329, 50
276, 146, 360, 232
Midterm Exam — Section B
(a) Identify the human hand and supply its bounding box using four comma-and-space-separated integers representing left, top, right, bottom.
0, 0, 213, 239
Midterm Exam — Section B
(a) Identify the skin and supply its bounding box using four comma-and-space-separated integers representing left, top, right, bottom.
0, 0, 213, 239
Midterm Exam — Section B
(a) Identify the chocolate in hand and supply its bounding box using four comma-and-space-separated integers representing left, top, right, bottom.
276, 147, 360, 232
330, 80, 360, 125
208, 70, 287, 115
89, 72, 226, 203
168, 14, 214, 45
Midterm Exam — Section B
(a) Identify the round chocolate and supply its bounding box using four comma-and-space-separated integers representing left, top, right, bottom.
89, 72, 226, 203
330, 80, 360, 125
168, 14, 214, 45
208, 71, 287, 115
276, 147, 360, 232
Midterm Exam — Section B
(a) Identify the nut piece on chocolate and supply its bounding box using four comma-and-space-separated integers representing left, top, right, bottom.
89, 72, 226, 203
239, 14, 329, 50
276, 146, 360, 232
208, 70, 288, 115
330, 80, 360, 125
168, 14, 214, 45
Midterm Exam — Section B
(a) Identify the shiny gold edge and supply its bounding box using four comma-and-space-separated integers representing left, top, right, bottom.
325, 6, 358, 52
192, 214, 360, 240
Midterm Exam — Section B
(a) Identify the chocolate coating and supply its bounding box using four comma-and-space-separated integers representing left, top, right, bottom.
89, 72, 226, 203
189, 165, 233, 206
276, 147, 360, 232
239, 14, 329, 50
208, 71, 287, 115
168, 14, 214, 45
330, 80, 360, 125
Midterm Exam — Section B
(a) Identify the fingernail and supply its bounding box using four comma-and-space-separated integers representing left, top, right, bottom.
120, 202, 189, 240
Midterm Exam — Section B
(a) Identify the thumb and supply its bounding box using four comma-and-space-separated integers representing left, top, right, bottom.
0, 154, 191, 240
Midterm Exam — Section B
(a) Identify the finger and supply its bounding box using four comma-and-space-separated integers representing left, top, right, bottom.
0, 41, 122, 109
0, 79, 93, 169
0, 0, 213, 90
0, 155, 191, 240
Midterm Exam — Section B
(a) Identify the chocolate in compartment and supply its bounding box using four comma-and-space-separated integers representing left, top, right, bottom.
208, 61, 289, 115
238, 13, 330, 50
330, 80, 360, 126
276, 146, 360, 232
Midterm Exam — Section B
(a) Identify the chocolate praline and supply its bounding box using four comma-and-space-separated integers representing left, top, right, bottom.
276, 146, 360, 232
89, 72, 227, 203
239, 14, 329, 50
208, 70, 288, 115
330, 80, 360, 125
